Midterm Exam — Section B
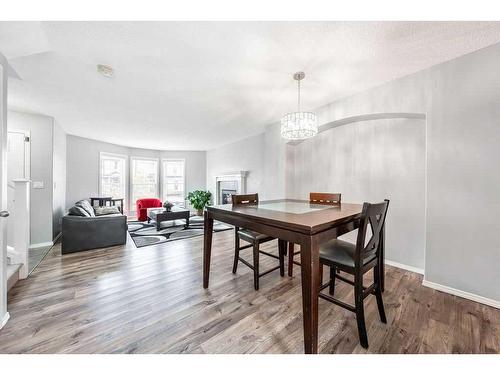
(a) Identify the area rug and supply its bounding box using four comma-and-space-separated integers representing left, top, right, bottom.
127, 215, 232, 248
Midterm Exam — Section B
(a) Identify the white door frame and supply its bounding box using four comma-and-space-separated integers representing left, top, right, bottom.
0, 53, 10, 329
7, 129, 31, 181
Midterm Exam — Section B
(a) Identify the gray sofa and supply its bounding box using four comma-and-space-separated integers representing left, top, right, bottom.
62, 200, 127, 254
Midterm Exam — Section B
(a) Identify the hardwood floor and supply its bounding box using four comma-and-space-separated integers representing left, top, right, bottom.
0, 230, 498, 354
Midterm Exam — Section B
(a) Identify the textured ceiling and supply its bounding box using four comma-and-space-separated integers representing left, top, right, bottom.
1, 21, 500, 150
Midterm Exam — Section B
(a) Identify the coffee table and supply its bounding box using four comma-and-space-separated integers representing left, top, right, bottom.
147, 207, 190, 231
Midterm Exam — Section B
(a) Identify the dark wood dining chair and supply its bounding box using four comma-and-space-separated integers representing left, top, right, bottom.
288, 192, 342, 277
232, 193, 286, 290
318, 199, 389, 349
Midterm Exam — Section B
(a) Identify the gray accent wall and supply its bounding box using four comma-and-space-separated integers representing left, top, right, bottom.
66, 135, 128, 207
1, 53, 9, 327
65, 135, 207, 212
52, 121, 67, 239
206, 134, 265, 199
292, 118, 426, 270
206, 42, 500, 303
206, 127, 288, 202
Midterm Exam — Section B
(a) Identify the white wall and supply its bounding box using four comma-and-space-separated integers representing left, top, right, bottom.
206, 42, 500, 304
7, 110, 54, 245
66, 135, 207, 213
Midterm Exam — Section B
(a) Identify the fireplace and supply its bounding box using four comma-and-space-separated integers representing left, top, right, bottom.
219, 180, 238, 204
215, 171, 248, 205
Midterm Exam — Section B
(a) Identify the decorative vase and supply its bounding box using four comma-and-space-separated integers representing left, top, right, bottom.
197, 209, 203, 217
166, 207, 171, 212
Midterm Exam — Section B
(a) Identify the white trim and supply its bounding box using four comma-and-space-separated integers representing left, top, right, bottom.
214, 171, 249, 204
29, 241, 53, 249
8, 129, 31, 180
422, 279, 500, 309
1, 312, 9, 329
385, 259, 424, 275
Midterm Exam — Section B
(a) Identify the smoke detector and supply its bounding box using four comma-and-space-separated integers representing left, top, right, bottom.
97, 64, 114, 78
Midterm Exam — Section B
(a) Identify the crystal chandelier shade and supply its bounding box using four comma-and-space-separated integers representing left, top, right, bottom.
280, 72, 318, 140
280, 111, 318, 140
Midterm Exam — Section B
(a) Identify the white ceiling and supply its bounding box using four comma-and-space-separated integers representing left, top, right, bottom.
2, 21, 500, 150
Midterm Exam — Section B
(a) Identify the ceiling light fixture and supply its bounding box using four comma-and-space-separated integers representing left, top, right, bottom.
97, 64, 114, 78
281, 72, 318, 140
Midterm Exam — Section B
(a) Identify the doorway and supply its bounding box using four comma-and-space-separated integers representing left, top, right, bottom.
7, 129, 30, 182
6, 130, 30, 254
6, 130, 46, 273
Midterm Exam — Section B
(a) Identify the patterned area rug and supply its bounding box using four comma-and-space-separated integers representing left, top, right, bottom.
128, 215, 233, 248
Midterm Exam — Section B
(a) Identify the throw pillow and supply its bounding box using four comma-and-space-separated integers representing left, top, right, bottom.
75, 199, 95, 217
68, 206, 91, 217
94, 206, 121, 216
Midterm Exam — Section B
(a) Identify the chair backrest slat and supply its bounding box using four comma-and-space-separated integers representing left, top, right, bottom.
232, 193, 259, 205
310, 192, 341, 205
355, 199, 390, 265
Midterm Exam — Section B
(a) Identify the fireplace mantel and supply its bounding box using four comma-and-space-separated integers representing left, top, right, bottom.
215, 171, 248, 204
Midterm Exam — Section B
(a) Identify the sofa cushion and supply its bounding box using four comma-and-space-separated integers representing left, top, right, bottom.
94, 206, 121, 216
68, 206, 91, 217
75, 200, 95, 217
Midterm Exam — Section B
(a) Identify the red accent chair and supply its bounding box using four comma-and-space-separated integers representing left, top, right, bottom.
136, 198, 162, 221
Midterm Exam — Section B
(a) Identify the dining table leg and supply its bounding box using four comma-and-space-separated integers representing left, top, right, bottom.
300, 235, 320, 354
203, 210, 214, 289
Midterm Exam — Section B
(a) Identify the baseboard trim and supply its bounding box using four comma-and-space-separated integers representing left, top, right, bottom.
1, 312, 10, 329
422, 279, 500, 309
53, 232, 62, 243
29, 241, 53, 249
385, 259, 424, 275
29, 234, 61, 249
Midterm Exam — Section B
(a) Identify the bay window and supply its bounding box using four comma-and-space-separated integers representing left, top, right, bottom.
162, 159, 186, 207
99, 152, 127, 209
130, 157, 159, 209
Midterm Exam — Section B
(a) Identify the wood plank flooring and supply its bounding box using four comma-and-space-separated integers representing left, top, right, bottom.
0, 229, 498, 354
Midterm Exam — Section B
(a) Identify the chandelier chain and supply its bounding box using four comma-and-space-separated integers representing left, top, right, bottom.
297, 78, 301, 113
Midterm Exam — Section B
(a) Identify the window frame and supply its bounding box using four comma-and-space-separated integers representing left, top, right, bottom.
162, 158, 186, 207
129, 156, 160, 211
98, 151, 128, 211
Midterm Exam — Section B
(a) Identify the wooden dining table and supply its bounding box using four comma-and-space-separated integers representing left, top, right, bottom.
202, 199, 385, 354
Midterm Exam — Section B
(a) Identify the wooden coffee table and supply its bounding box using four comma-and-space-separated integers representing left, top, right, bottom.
147, 207, 190, 231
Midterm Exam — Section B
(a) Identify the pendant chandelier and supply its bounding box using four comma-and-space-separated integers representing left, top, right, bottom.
280, 71, 318, 140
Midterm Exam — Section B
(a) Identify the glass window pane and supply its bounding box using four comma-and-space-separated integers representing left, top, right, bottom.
99, 153, 127, 211
163, 159, 185, 207
131, 158, 158, 207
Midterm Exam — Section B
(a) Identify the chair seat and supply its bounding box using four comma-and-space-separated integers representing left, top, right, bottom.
320, 239, 375, 268
237, 228, 273, 242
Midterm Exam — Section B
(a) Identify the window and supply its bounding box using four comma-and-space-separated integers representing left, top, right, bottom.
99, 152, 127, 208
130, 157, 159, 208
162, 159, 185, 206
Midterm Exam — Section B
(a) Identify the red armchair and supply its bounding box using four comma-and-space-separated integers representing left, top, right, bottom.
136, 198, 162, 221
